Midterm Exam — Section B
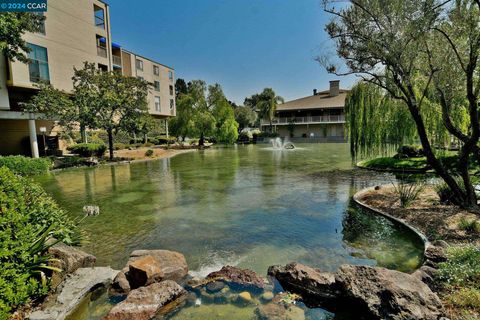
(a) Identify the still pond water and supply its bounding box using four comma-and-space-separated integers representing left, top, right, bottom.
36, 143, 424, 319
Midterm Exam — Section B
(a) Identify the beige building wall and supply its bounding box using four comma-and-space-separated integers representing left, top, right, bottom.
7, 0, 112, 92
0, 54, 9, 110
122, 50, 176, 118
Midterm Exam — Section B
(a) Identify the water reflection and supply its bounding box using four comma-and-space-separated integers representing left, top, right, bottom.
36, 144, 423, 275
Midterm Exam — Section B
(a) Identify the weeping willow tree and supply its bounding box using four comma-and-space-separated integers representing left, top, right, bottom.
345, 82, 470, 160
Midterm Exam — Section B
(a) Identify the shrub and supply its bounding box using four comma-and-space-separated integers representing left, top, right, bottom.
395, 145, 423, 158
67, 143, 106, 157
113, 143, 126, 151
391, 180, 424, 208
447, 287, 480, 312
145, 149, 154, 157
437, 245, 480, 287
0, 156, 52, 176
0, 167, 79, 318
458, 218, 480, 234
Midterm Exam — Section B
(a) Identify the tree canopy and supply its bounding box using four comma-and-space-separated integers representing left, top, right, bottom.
0, 13, 45, 63
324, 0, 480, 209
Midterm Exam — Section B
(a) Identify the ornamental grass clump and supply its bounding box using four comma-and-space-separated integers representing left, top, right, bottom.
392, 180, 425, 208
0, 167, 80, 318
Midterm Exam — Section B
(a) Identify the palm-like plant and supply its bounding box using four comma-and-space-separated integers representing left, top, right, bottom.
257, 88, 284, 133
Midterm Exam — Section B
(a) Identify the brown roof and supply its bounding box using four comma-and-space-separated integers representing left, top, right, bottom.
277, 89, 349, 111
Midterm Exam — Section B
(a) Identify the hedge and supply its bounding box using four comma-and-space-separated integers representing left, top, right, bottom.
67, 143, 107, 157
0, 167, 79, 318
0, 156, 52, 176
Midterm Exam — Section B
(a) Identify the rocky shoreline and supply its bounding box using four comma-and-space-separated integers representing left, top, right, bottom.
21, 185, 458, 320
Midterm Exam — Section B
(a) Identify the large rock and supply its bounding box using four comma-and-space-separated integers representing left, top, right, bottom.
48, 243, 96, 288
206, 266, 265, 290
104, 280, 186, 320
424, 245, 448, 268
128, 255, 164, 289
29, 267, 118, 320
335, 265, 444, 320
110, 250, 188, 296
268, 262, 337, 306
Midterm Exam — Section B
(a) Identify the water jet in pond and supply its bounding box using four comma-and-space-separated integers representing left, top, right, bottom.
270, 137, 295, 150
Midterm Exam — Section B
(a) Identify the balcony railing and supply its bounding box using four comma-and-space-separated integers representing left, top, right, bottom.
112, 55, 122, 66
97, 46, 107, 58
261, 115, 345, 126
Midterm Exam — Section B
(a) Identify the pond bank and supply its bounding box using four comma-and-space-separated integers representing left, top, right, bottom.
354, 184, 480, 319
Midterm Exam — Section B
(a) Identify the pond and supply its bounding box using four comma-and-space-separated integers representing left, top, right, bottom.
36, 143, 424, 319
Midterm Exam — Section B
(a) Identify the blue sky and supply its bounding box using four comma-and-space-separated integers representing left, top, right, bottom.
109, 0, 356, 104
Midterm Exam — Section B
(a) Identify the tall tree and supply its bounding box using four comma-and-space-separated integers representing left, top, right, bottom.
208, 83, 239, 143
175, 78, 188, 98
234, 106, 257, 131
323, 0, 480, 210
0, 13, 45, 63
256, 88, 284, 132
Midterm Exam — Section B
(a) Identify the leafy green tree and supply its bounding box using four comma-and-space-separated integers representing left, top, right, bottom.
323, 0, 480, 210
256, 88, 284, 132
169, 94, 196, 141
208, 84, 238, 143
234, 106, 257, 130
24, 83, 76, 130
0, 13, 45, 63
175, 78, 188, 98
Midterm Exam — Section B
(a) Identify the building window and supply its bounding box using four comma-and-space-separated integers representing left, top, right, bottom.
35, 12, 46, 35
170, 99, 175, 110
153, 65, 159, 76
169, 85, 174, 96
136, 59, 143, 71
94, 5, 105, 29
168, 70, 173, 81
27, 43, 50, 83
155, 96, 161, 111
154, 81, 160, 91
96, 35, 107, 58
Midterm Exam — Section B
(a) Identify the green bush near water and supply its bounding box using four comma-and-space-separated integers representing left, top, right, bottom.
67, 143, 107, 157
0, 156, 52, 176
0, 167, 80, 319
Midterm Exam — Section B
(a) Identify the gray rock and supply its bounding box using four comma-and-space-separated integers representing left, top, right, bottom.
29, 267, 118, 320
206, 280, 225, 293
255, 302, 305, 320
412, 266, 438, 288
424, 245, 448, 268
104, 280, 186, 320
335, 265, 444, 320
268, 262, 337, 305
48, 243, 96, 289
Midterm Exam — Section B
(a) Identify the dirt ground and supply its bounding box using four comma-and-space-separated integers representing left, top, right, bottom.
359, 185, 479, 246
113, 147, 194, 161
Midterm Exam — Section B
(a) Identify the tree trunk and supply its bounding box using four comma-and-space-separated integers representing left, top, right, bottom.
107, 128, 114, 161
133, 132, 137, 144
199, 133, 205, 147
80, 124, 87, 143
407, 99, 469, 207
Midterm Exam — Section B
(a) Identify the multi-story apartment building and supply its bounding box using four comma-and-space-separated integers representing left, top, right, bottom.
261, 81, 347, 142
0, 0, 176, 157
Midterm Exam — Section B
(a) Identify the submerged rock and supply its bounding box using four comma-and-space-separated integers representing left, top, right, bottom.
205, 280, 225, 293
255, 302, 305, 320
237, 291, 252, 303
206, 265, 265, 291
110, 249, 188, 296
104, 280, 186, 320
335, 265, 444, 320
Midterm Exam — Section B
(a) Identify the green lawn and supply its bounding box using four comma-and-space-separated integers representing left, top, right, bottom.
358, 153, 467, 172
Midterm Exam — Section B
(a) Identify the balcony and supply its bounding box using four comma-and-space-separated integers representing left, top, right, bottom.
112, 55, 122, 66
97, 46, 107, 58
261, 115, 345, 126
